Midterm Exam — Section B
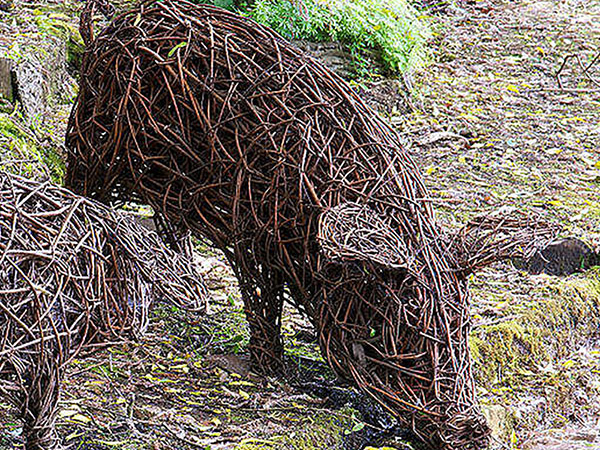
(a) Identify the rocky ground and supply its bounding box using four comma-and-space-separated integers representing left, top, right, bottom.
1, 0, 600, 449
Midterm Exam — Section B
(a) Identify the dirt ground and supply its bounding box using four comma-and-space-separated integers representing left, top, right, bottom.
1, 0, 600, 449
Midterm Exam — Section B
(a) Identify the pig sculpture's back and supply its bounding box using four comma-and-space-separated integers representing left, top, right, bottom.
66, 1, 490, 448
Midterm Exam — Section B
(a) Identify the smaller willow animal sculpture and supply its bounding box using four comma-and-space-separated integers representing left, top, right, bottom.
0, 173, 207, 450
66, 1, 558, 448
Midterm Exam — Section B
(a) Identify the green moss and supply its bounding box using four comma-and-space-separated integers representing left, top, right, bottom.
66, 37, 85, 78
469, 270, 600, 438
32, 8, 80, 41
233, 410, 353, 450
472, 269, 600, 389
0, 113, 64, 182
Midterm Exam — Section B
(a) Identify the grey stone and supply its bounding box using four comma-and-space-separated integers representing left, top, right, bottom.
0, 57, 14, 103
482, 404, 513, 440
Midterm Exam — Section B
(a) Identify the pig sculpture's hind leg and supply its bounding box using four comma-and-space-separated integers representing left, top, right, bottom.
21, 362, 61, 450
238, 268, 285, 374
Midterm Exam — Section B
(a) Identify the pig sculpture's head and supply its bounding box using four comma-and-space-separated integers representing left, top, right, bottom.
316, 202, 557, 449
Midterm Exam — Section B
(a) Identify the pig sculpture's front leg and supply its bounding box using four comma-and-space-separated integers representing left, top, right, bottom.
236, 264, 286, 374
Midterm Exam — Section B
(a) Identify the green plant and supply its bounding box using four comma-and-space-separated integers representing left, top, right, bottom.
249, 0, 431, 75
32, 9, 79, 41
212, 0, 239, 11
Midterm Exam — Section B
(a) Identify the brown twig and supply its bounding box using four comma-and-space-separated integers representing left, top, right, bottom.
556, 50, 600, 91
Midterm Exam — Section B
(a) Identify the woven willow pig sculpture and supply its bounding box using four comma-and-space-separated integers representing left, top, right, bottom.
0, 173, 207, 450
65, 1, 556, 448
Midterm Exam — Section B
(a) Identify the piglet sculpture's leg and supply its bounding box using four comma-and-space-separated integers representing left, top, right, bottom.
22, 362, 61, 450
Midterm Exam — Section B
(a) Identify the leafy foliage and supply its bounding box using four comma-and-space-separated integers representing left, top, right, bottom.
249, 0, 431, 75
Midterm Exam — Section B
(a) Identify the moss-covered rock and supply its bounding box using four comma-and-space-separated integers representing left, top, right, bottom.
0, 113, 64, 181
472, 270, 600, 385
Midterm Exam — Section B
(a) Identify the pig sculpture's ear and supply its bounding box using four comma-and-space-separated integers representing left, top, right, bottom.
449, 207, 561, 275
317, 202, 412, 270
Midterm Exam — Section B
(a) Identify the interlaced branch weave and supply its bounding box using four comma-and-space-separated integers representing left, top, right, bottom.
0, 172, 207, 449
65, 1, 558, 448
